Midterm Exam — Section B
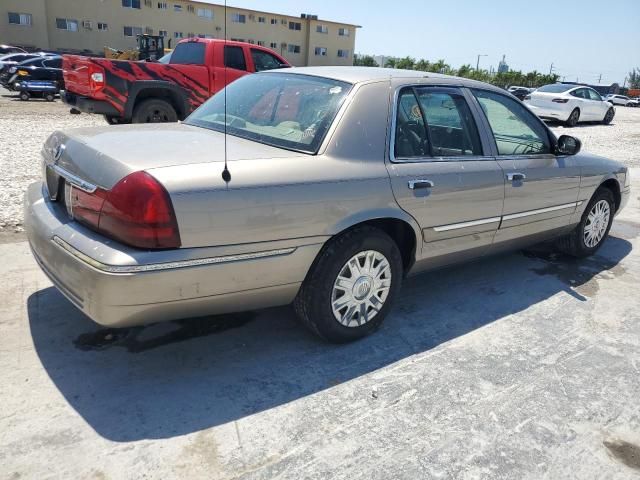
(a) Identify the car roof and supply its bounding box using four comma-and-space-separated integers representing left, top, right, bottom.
261, 66, 504, 91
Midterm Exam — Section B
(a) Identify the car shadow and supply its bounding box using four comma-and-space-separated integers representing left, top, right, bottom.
27, 234, 633, 442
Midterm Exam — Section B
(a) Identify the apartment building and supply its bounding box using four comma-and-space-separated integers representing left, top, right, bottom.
1, 0, 359, 66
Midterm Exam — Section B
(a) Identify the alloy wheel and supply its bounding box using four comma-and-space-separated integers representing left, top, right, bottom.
331, 250, 392, 327
583, 199, 610, 248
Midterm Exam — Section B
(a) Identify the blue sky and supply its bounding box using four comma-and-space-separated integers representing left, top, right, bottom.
207, 0, 639, 85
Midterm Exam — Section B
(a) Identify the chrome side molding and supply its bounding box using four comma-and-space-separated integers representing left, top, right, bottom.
502, 201, 582, 221
433, 216, 501, 232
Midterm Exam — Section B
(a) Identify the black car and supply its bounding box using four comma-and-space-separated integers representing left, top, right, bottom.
510, 87, 531, 101
0, 53, 56, 86
2, 56, 63, 90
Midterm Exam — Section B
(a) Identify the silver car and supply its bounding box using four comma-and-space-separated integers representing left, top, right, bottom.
25, 67, 630, 343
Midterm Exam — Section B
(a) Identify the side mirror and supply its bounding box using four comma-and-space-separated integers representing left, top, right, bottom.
555, 135, 581, 156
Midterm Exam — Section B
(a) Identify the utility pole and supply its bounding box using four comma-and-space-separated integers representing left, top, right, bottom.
598, 73, 602, 83
476, 54, 487, 71
549, 62, 554, 75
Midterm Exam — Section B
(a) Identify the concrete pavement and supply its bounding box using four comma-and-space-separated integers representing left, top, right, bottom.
1, 172, 639, 479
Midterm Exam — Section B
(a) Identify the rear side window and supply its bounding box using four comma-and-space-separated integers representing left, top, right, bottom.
587, 89, 602, 101
394, 87, 482, 158
251, 49, 286, 72
43, 58, 62, 68
224, 46, 247, 71
169, 42, 205, 65
570, 88, 588, 99
473, 89, 551, 156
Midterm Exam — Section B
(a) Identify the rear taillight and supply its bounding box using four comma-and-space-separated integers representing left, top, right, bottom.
552, 98, 569, 103
88, 64, 105, 94
71, 171, 181, 249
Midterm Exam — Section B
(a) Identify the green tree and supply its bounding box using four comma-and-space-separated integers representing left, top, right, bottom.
456, 64, 472, 78
629, 68, 640, 89
384, 58, 397, 68
395, 56, 416, 70
429, 59, 449, 74
415, 59, 431, 71
353, 54, 379, 67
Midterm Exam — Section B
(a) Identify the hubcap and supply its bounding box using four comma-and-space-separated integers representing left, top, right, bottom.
331, 250, 392, 328
584, 200, 610, 248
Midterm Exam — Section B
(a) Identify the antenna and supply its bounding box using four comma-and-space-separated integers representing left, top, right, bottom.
221, 0, 231, 184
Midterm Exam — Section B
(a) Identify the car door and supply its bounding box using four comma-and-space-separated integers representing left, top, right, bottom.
386, 85, 505, 271
213, 44, 249, 92
586, 88, 607, 120
471, 88, 581, 250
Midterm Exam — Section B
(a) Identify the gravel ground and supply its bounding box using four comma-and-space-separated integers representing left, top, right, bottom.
1, 85, 639, 233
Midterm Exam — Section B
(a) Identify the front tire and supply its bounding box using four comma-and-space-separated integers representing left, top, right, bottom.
602, 107, 615, 125
294, 226, 403, 343
557, 188, 615, 258
19, 92, 30, 101
566, 108, 580, 127
132, 98, 178, 123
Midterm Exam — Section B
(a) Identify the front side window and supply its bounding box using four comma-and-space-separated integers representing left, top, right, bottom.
394, 88, 482, 158
169, 42, 205, 64
473, 89, 550, 156
43, 58, 62, 68
587, 89, 602, 101
570, 88, 588, 99
251, 49, 286, 72
224, 45, 247, 70
186, 73, 351, 154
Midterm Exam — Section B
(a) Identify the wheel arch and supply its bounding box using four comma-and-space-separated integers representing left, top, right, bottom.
327, 209, 422, 273
125, 81, 189, 120
598, 176, 622, 212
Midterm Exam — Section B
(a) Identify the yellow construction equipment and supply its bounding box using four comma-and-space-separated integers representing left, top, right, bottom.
104, 34, 172, 61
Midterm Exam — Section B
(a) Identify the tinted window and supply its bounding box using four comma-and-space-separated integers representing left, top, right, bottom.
19, 57, 45, 67
473, 89, 550, 155
587, 89, 602, 101
224, 46, 246, 71
251, 49, 286, 72
570, 88, 588, 99
43, 58, 62, 68
537, 84, 572, 93
169, 42, 205, 64
395, 88, 482, 158
186, 73, 351, 153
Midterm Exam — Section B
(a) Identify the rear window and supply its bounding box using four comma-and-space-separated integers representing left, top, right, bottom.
186, 73, 352, 154
169, 42, 205, 65
536, 84, 572, 93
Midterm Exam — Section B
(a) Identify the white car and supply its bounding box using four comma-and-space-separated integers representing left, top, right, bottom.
603, 94, 632, 106
524, 84, 615, 127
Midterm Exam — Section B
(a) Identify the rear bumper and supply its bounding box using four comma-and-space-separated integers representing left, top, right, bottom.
24, 182, 322, 328
525, 103, 571, 122
61, 90, 121, 116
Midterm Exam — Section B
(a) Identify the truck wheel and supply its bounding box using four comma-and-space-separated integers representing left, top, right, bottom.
132, 99, 178, 123
104, 115, 120, 125
45, 93, 55, 102
19, 92, 30, 101
294, 226, 403, 343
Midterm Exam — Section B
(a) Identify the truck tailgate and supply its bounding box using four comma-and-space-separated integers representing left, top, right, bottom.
62, 55, 93, 96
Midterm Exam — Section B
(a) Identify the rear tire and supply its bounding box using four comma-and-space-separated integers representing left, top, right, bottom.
294, 226, 403, 343
104, 115, 121, 125
557, 188, 615, 258
45, 93, 55, 102
132, 98, 178, 123
602, 107, 615, 125
565, 108, 580, 127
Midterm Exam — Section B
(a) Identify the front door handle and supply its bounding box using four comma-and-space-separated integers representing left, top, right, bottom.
506, 172, 526, 182
408, 179, 434, 190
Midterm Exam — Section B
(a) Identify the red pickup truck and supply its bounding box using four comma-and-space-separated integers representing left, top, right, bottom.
62, 38, 289, 124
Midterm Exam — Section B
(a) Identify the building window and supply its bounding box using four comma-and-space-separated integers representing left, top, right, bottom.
258, 16, 266, 23
316, 25, 328, 34
8, 12, 32, 26
157, 2, 167, 9
248, 39, 255, 44
198, 34, 213, 38
122, 0, 141, 9
315, 47, 327, 56
288, 44, 301, 54
197, 8, 213, 19
187, 5, 195, 13
337, 49, 349, 58
145, 27, 154, 34
338, 27, 350, 36
270, 18, 277, 25
270, 42, 278, 49
159, 30, 168, 37
124, 26, 143, 36
56, 18, 79, 32
97, 22, 109, 31
257, 40, 265, 46
231, 13, 246, 23
289, 21, 301, 31
174, 4, 182, 12
187, 32, 195, 38
174, 31, 184, 38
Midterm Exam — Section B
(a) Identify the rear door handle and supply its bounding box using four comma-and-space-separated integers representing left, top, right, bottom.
408, 179, 434, 190
506, 173, 526, 182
